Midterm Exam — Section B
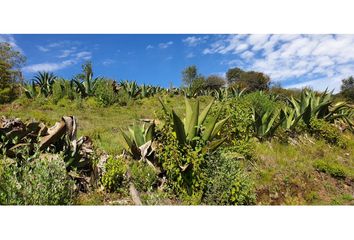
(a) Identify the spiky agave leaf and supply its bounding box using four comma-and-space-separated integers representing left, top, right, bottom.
172, 110, 186, 146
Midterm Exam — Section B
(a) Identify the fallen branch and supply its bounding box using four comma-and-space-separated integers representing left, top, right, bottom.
126, 168, 142, 205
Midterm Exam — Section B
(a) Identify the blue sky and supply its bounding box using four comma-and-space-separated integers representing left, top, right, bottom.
1, 34, 354, 92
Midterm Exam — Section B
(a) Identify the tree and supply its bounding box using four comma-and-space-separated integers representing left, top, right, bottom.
226, 67, 270, 91
0, 42, 26, 88
182, 65, 198, 86
340, 76, 354, 101
240, 71, 270, 91
0, 42, 26, 103
205, 75, 225, 90
226, 67, 243, 84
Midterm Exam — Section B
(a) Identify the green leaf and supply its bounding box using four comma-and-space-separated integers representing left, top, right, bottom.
198, 99, 214, 126
186, 100, 199, 140
172, 110, 186, 146
211, 116, 229, 139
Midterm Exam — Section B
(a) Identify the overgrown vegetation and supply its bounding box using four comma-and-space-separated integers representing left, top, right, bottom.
1, 56, 354, 205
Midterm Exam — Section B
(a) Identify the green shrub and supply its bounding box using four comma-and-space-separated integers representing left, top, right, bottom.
202, 149, 256, 205
309, 118, 347, 148
313, 160, 347, 179
130, 161, 158, 192
226, 140, 255, 161
0, 156, 75, 205
215, 97, 253, 142
84, 97, 101, 108
243, 91, 281, 113
101, 156, 127, 192
156, 125, 206, 204
0, 86, 17, 104
94, 79, 120, 106
56, 97, 73, 108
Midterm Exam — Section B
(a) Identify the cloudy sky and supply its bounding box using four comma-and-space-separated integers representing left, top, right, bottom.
1, 34, 353, 92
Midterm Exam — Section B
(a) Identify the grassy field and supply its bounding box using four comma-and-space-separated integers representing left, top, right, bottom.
2, 94, 354, 205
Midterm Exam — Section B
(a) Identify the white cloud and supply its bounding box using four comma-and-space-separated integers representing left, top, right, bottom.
186, 52, 195, 58
241, 51, 254, 60
23, 49, 92, 73
75, 51, 92, 60
204, 34, 354, 92
22, 60, 74, 72
146, 45, 154, 50
37, 46, 49, 52
102, 59, 115, 66
58, 48, 77, 58
182, 36, 208, 46
158, 41, 173, 49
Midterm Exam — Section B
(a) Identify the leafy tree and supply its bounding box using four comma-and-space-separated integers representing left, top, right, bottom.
340, 76, 354, 101
205, 75, 225, 90
0, 42, 26, 103
226, 67, 243, 85
182, 65, 198, 86
181, 65, 206, 96
226, 67, 270, 91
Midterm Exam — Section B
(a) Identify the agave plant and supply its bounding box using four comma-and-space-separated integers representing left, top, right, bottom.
289, 89, 352, 126
159, 97, 228, 153
120, 80, 141, 99
119, 122, 156, 161
23, 81, 38, 99
72, 62, 101, 98
140, 84, 153, 98
251, 107, 281, 140
182, 85, 199, 98
279, 106, 297, 130
212, 87, 246, 101
32, 72, 57, 97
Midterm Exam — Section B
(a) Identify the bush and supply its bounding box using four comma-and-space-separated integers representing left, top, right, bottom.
313, 160, 347, 179
52, 79, 78, 103
309, 118, 347, 148
0, 155, 75, 205
202, 149, 256, 205
0, 86, 18, 104
94, 79, 120, 106
84, 97, 101, 108
101, 156, 127, 192
130, 161, 158, 192
156, 125, 206, 204
216, 97, 253, 142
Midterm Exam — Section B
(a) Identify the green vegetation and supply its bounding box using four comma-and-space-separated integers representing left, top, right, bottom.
1, 59, 354, 205
101, 156, 127, 192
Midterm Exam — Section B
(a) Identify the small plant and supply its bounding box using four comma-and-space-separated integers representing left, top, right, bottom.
119, 122, 156, 160
202, 149, 256, 205
101, 156, 127, 192
313, 160, 347, 179
309, 118, 347, 148
94, 79, 120, 106
0, 155, 75, 205
129, 161, 157, 192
